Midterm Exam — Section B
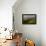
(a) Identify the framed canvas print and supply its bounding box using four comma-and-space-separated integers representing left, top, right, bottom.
22, 14, 37, 24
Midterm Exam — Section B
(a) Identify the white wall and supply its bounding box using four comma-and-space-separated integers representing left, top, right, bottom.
41, 0, 46, 46
13, 0, 41, 46
0, 0, 16, 30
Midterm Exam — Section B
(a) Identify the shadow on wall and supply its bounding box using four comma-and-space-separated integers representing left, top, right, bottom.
12, 0, 24, 10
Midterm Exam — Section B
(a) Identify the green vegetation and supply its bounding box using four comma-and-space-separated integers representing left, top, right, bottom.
23, 18, 36, 24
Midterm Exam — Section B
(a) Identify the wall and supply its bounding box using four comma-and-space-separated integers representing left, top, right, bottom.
13, 0, 41, 46
41, 0, 46, 46
0, 0, 16, 30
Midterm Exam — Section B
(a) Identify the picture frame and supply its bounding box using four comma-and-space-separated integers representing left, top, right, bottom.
22, 14, 37, 24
